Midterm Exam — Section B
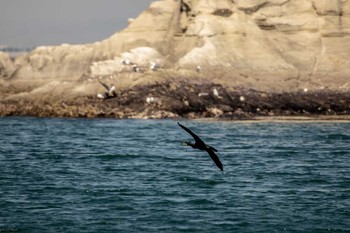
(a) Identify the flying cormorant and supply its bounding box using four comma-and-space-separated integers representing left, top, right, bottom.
178, 122, 223, 171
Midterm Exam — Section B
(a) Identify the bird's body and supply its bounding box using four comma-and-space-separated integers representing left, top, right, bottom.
178, 122, 223, 171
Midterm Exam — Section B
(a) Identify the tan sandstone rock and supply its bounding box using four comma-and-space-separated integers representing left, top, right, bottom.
0, 52, 16, 78
1, 0, 350, 100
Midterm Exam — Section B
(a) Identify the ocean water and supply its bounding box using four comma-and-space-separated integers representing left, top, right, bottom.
0, 117, 349, 233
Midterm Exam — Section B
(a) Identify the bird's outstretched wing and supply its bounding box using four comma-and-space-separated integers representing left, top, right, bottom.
99, 80, 110, 91
208, 146, 218, 152
178, 122, 205, 145
206, 149, 224, 171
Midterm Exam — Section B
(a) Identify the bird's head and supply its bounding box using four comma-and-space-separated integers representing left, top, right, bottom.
182, 141, 193, 147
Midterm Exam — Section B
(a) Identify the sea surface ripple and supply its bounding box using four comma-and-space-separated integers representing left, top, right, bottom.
0, 117, 349, 232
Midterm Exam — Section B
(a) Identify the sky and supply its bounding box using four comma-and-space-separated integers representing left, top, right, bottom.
0, 0, 154, 48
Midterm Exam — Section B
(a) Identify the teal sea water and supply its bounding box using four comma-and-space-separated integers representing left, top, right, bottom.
0, 117, 349, 233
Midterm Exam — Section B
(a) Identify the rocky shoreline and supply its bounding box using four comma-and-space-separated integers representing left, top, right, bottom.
1, 81, 349, 120
1, 0, 350, 121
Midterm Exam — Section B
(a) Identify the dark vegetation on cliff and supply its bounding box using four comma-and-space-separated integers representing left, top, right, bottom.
1, 81, 349, 119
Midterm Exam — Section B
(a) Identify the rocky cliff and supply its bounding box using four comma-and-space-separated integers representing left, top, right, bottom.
0, 0, 349, 118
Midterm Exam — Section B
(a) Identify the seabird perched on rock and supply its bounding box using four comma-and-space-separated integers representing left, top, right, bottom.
146, 96, 155, 103
120, 59, 132, 65
97, 80, 117, 99
196, 65, 201, 72
178, 122, 223, 171
212, 88, 223, 99
198, 92, 209, 97
150, 62, 159, 71
182, 96, 189, 106
213, 88, 219, 97
132, 64, 142, 73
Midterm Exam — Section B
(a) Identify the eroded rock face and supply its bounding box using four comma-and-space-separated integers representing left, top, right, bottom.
1, 0, 350, 101
0, 52, 16, 79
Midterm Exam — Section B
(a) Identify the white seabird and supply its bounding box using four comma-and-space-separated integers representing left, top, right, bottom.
97, 93, 105, 99
132, 64, 142, 73
198, 92, 209, 97
213, 88, 219, 97
150, 62, 159, 71
120, 59, 133, 65
146, 96, 155, 103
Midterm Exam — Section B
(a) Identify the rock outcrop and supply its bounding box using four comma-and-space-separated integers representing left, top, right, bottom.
0, 0, 349, 118
1, 81, 349, 119
0, 52, 16, 78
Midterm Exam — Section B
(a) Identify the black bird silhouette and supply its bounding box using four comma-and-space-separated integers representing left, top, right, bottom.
98, 80, 117, 99
178, 122, 223, 171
